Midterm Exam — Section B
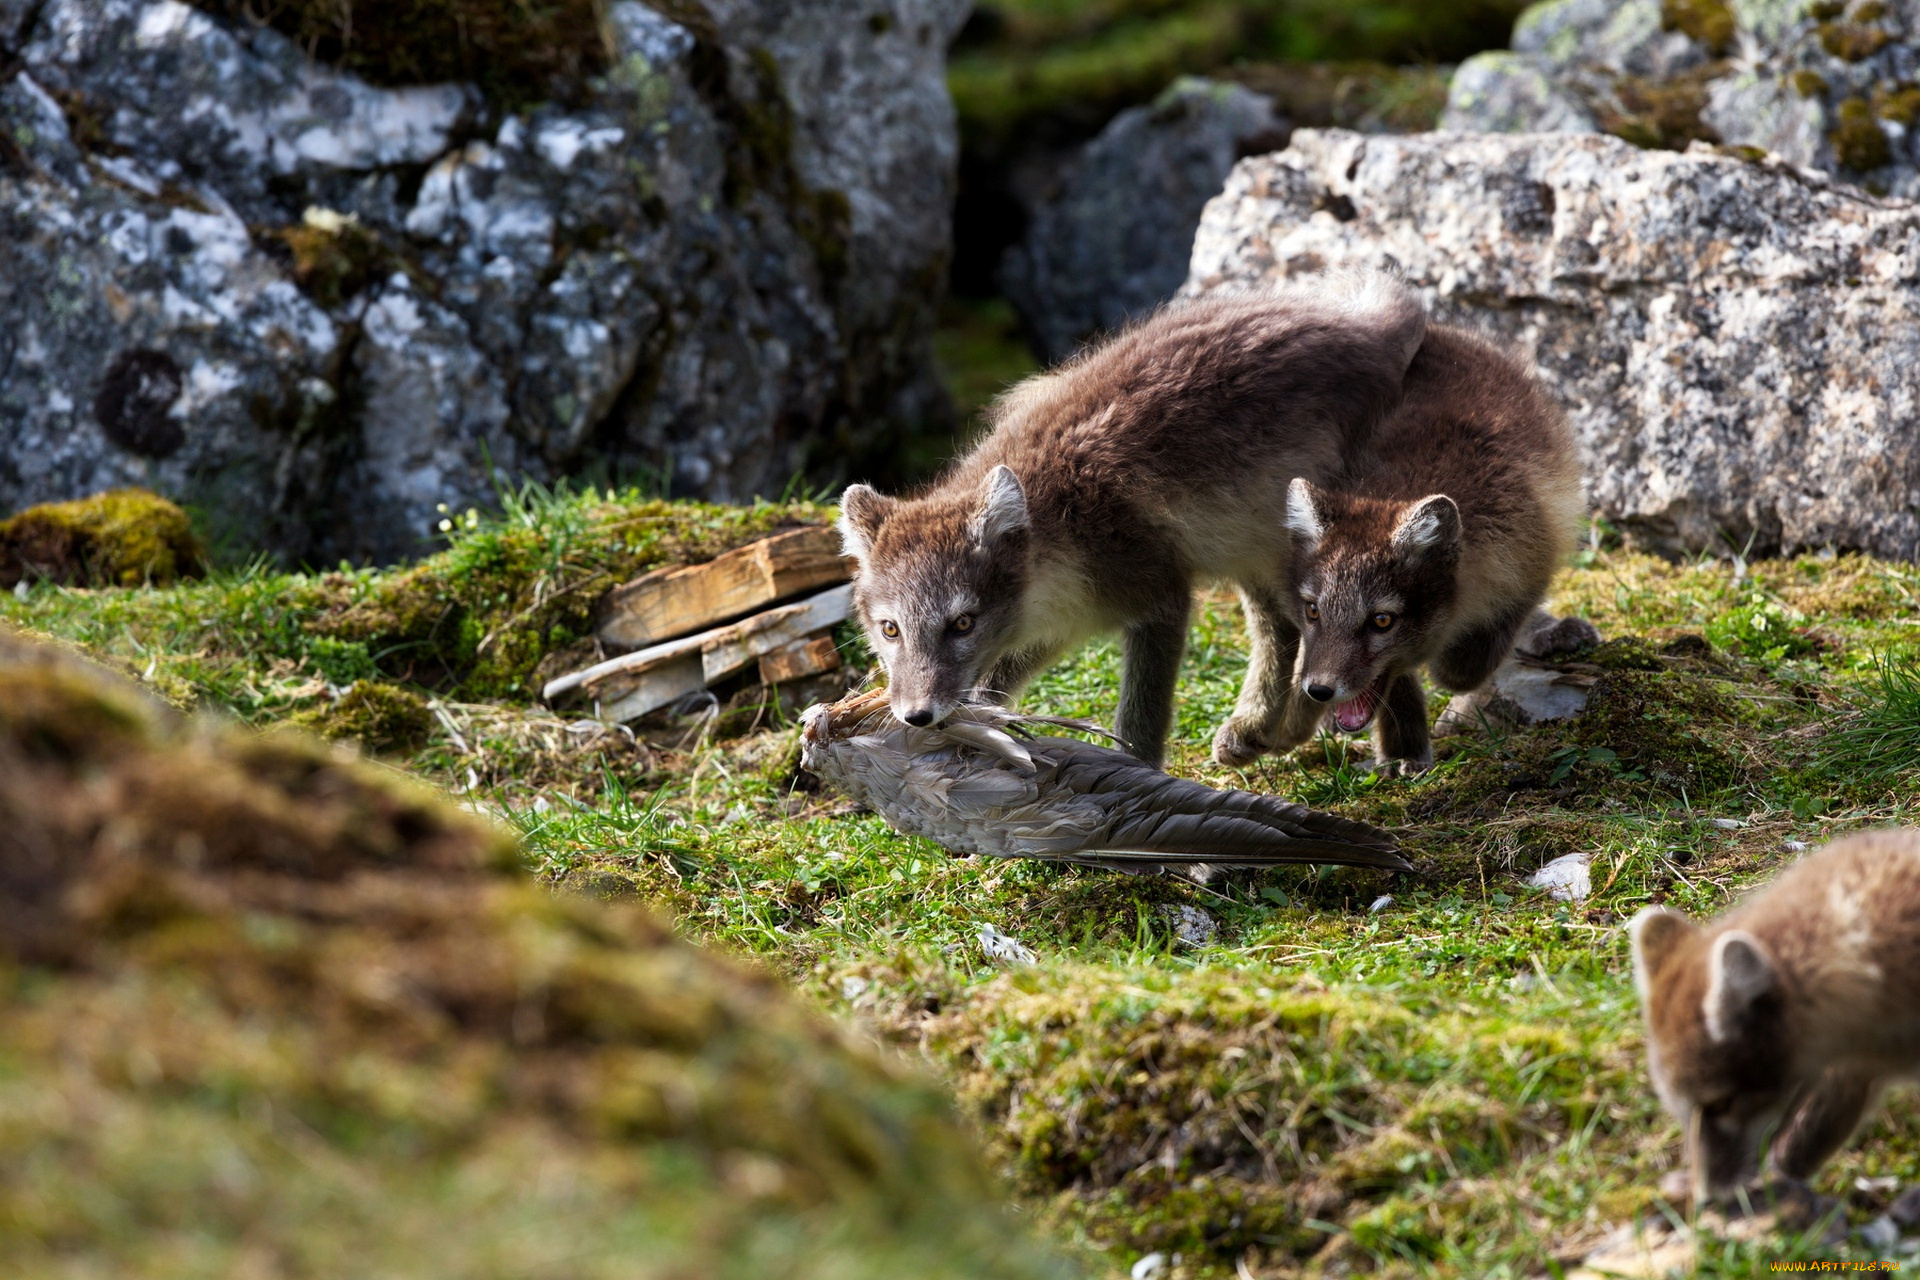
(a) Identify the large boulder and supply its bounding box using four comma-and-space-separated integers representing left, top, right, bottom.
0, 0, 965, 563
1440, 0, 1920, 194
0, 624, 1081, 1278
1186, 129, 1920, 559
999, 77, 1290, 364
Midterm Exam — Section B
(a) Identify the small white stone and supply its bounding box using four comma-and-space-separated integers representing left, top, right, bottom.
1159, 903, 1217, 946
1710, 818, 1743, 830
1527, 851, 1591, 902
1131, 1254, 1168, 1280
1860, 1216, 1901, 1251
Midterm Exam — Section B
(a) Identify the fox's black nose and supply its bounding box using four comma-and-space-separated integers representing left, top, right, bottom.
1305, 683, 1335, 703
902, 708, 935, 727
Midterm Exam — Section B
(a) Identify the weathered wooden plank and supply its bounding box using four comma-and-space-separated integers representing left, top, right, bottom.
758, 635, 842, 684
699, 584, 852, 683
542, 582, 854, 711
597, 526, 851, 650
589, 655, 707, 724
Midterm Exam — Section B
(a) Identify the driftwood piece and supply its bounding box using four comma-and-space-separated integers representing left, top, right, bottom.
544, 583, 854, 722
597, 527, 851, 650
759, 635, 842, 684
592, 656, 708, 725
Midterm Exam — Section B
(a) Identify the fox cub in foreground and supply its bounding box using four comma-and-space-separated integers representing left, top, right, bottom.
1256, 324, 1585, 773
1631, 829, 1920, 1202
837, 274, 1426, 766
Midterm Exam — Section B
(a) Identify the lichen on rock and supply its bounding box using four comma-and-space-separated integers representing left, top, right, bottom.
1442, 0, 1920, 193
0, 487, 206, 588
0, 625, 1082, 1279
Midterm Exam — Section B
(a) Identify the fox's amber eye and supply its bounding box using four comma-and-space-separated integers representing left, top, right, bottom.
1371, 612, 1395, 630
951, 614, 974, 633
880, 620, 900, 639
1304, 602, 1320, 621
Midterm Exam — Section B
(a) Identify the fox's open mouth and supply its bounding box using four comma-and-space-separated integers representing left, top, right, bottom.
1331, 682, 1383, 734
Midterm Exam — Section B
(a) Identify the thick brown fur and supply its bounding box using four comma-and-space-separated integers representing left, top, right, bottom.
1269, 323, 1585, 771
838, 274, 1428, 766
1630, 829, 1920, 1202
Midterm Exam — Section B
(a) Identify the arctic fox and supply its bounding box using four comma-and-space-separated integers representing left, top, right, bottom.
836, 275, 1428, 766
1630, 829, 1920, 1202
1264, 323, 1585, 772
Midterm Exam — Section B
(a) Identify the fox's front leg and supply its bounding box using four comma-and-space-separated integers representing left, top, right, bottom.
1770, 1069, 1881, 1185
977, 643, 1063, 707
1117, 600, 1189, 768
1214, 585, 1322, 766
1371, 671, 1431, 774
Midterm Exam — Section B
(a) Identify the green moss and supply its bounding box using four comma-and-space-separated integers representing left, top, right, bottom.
1601, 67, 1724, 151
1831, 94, 1892, 169
275, 209, 399, 310
1874, 82, 1920, 124
1806, 0, 1846, 17
313, 491, 828, 700
1818, 19, 1892, 60
0, 487, 205, 589
1661, 0, 1737, 54
0, 628, 1082, 1280
291, 680, 434, 754
1791, 68, 1830, 97
184, 0, 610, 110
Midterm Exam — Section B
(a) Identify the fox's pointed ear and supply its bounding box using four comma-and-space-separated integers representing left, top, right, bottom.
970, 465, 1029, 547
1628, 907, 1697, 1002
1285, 477, 1325, 547
837, 484, 896, 562
1703, 930, 1775, 1042
1391, 494, 1461, 562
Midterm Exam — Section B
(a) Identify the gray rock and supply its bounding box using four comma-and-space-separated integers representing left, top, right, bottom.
1187, 130, 1920, 560
0, 68, 341, 555
1442, 0, 1920, 196
1441, 52, 1597, 135
0, 0, 965, 562
1000, 77, 1289, 364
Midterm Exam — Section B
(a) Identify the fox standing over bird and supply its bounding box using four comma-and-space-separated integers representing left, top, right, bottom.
1258, 322, 1588, 773
1629, 829, 1920, 1203
836, 273, 1428, 766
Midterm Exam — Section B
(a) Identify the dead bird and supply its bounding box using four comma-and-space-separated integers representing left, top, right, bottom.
799, 689, 1410, 876
1630, 829, 1920, 1203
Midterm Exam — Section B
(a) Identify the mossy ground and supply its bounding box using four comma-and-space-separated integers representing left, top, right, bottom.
14, 493, 1920, 1276
0, 628, 1081, 1280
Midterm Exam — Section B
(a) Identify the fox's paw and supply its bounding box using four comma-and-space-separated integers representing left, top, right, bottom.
1212, 717, 1271, 767
1366, 754, 1432, 779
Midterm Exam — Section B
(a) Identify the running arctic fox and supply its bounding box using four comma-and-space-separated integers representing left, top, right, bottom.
837, 274, 1427, 767
1630, 829, 1920, 1202
1263, 323, 1584, 772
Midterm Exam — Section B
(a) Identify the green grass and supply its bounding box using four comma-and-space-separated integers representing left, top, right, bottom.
13, 513, 1920, 1276
950, 0, 1527, 155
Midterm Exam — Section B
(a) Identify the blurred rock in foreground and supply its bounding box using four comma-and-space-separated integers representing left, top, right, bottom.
0, 0, 964, 563
0, 625, 1080, 1279
999, 77, 1289, 364
1187, 129, 1920, 559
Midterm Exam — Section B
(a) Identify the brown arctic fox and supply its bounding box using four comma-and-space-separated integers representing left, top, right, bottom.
1262, 324, 1585, 772
1630, 829, 1920, 1202
836, 274, 1428, 766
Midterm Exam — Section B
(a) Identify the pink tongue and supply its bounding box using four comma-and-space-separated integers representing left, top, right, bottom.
1333, 688, 1376, 732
